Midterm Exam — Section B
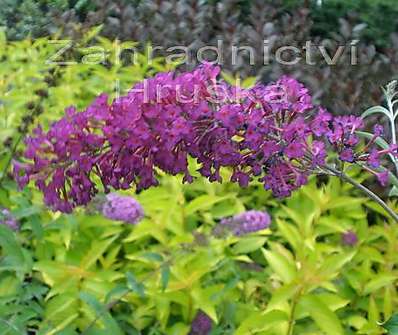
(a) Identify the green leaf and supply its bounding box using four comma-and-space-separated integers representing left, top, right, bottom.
126, 272, 145, 298
361, 106, 391, 119
262, 248, 297, 283
185, 195, 231, 216
235, 310, 288, 335
44, 294, 79, 327
276, 220, 301, 250
385, 287, 393, 321
389, 186, 398, 198
141, 252, 164, 262
242, 76, 257, 88
80, 292, 123, 335
155, 295, 170, 329
319, 251, 356, 280
221, 71, 236, 85
166, 323, 190, 335
0, 225, 31, 278
317, 293, 350, 311
191, 286, 218, 322
105, 285, 129, 304
232, 237, 267, 254
27, 215, 43, 239
81, 25, 104, 43
161, 265, 170, 291
368, 295, 379, 323
80, 236, 118, 270
363, 274, 396, 295
384, 314, 398, 334
356, 131, 390, 151
299, 295, 344, 335
267, 283, 300, 310
324, 196, 365, 210
12, 205, 41, 219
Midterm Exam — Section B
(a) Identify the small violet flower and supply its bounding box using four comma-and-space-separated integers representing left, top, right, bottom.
339, 148, 355, 163
376, 171, 389, 187
342, 230, 358, 247
220, 210, 271, 236
0, 208, 19, 231
189, 311, 212, 335
373, 124, 384, 137
101, 193, 144, 224
368, 149, 380, 168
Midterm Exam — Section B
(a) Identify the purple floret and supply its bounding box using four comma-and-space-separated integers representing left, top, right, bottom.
220, 210, 271, 236
0, 209, 19, 231
342, 230, 358, 246
190, 311, 212, 335
102, 193, 144, 224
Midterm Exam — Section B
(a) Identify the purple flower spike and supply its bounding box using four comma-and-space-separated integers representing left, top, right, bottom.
102, 193, 144, 224
376, 171, 389, 187
0, 209, 19, 231
342, 230, 358, 246
14, 64, 398, 213
190, 311, 212, 335
221, 210, 271, 236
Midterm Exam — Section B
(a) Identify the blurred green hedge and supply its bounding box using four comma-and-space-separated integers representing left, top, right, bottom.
309, 0, 398, 48
2, 0, 398, 118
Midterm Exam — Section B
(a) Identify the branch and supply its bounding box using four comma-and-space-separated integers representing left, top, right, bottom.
0, 134, 23, 186
322, 165, 398, 223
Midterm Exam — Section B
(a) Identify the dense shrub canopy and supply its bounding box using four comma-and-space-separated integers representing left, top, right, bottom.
1, 5, 398, 335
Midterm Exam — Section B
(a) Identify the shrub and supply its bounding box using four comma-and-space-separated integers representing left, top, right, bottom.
1, 165, 397, 333
0, 27, 177, 185
2, 1, 398, 116
309, 0, 398, 49
8, 60, 398, 333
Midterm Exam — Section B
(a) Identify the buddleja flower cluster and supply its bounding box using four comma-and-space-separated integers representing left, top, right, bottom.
0, 208, 19, 231
101, 193, 144, 224
189, 310, 212, 335
14, 63, 397, 213
218, 210, 271, 236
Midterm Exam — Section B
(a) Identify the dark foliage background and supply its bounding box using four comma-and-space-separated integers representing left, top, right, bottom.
1, 2, 398, 333
1, 0, 398, 115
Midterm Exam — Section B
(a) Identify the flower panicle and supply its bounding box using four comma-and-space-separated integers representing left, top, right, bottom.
13, 64, 394, 212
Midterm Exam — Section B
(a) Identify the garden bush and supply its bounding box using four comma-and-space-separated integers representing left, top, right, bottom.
309, 0, 398, 49
2, 1, 398, 116
2, 158, 398, 334
0, 27, 177, 183
3, 0, 398, 48
1, 20, 398, 335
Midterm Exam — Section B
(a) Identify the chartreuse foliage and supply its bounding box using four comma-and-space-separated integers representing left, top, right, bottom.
0, 26, 177, 181
1, 28, 398, 334
0, 162, 398, 334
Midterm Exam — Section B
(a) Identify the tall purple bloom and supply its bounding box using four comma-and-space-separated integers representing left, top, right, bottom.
220, 210, 271, 236
189, 311, 212, 335
101, 193, 144, 224
13, 63, 397, 212
0, 209, 19, 231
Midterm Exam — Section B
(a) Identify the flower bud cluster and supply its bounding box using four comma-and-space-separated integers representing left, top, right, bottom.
14, 63, 396, 212
101, 193, 144, 224
219, 210, 271, 236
